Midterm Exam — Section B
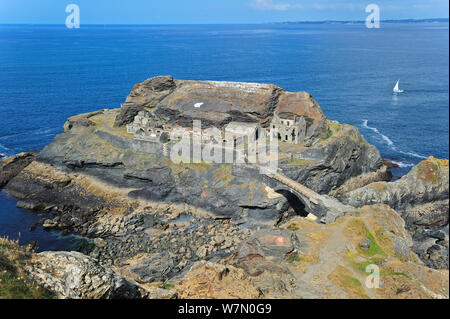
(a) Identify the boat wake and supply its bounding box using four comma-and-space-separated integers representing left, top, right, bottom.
362, 120, 394, 146
362, 120, 427, 165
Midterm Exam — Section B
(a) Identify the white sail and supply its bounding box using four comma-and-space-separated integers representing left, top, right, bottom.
393, 80, 404, 93
393, 80, 399, 91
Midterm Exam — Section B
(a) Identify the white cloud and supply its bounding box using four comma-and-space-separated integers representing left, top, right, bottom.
249, 0, 303, 11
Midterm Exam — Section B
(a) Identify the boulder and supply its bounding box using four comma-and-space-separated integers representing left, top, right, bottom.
175, 261, 261, 299
26, 251, 142, 299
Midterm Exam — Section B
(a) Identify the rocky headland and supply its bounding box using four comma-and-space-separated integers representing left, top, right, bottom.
339, 157, 449, 269
0, 76, 448, 299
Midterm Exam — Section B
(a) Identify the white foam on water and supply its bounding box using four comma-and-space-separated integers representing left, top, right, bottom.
390, 160, 414, 168
362, 119, 428, 162
362, 120, 394, 146
395, 149, 428, 160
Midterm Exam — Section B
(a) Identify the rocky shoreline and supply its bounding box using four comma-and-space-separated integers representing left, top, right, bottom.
0, 77, 448, 299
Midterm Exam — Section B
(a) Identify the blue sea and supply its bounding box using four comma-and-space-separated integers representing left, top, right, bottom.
0, 23, 448, 250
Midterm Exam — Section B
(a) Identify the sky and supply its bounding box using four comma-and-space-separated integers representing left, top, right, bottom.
0, 0, 449, 24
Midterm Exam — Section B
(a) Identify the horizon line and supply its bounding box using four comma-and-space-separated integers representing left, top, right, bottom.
0, 17, 448, 26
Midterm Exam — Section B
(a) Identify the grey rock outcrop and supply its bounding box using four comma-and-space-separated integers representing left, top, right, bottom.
114, 76, 176, 127
339, 158, 449, 269
404, 200, 449, 269
0, 152, 38, 188
339, 158, 449, 210
26, 251, 142, 299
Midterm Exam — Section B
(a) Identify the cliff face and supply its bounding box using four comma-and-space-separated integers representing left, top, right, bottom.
113, 76, 329, 144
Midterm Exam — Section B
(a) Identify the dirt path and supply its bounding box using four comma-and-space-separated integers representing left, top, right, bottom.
293, 223, 376, 299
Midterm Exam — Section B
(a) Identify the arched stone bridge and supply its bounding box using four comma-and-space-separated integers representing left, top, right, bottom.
262, 171, 356, 224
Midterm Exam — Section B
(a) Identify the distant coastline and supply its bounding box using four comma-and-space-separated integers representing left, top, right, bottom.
268, 18, 449, 25
0, 18, 449, 26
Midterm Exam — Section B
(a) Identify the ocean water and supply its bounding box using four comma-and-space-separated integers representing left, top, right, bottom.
0, 23, 448, 250
0, 190, 87, 252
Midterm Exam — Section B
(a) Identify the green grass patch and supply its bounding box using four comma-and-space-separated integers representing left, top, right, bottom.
380, 268, 411, 279
351, 260, 376, 274
0, 238, 54, 299
163, 283, 174, 290
287, 224, 300, 231
287, 255, 316, 264
321, 130, 333, 141
352, 259, 410, 280
328, 266, 370, 299
366, 231, 385, 257
286, 159, 315, 166
286, 255, 301, 263
0, 271, 53, 299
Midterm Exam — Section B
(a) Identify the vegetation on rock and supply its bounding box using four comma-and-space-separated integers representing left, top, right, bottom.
0, 238, 53, 299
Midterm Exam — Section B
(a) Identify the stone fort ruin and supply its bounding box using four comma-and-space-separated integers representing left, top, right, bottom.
270, 112, 307, 144
127, 110, 308, 146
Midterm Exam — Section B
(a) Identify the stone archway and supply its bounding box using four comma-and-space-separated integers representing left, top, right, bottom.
274, 188, 309, 217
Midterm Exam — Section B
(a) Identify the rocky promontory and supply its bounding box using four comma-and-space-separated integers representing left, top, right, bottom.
0, 77, 448, 299
339, 157, 449, 269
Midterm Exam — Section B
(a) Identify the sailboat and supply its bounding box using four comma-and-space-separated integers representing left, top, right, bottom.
393, 80, 404, 94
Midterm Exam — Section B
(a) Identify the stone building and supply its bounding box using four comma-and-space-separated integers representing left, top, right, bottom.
224, 122, 259, 147
126, 111, 168, 142
270, 112, 307, 144
127, 111, 306, 146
